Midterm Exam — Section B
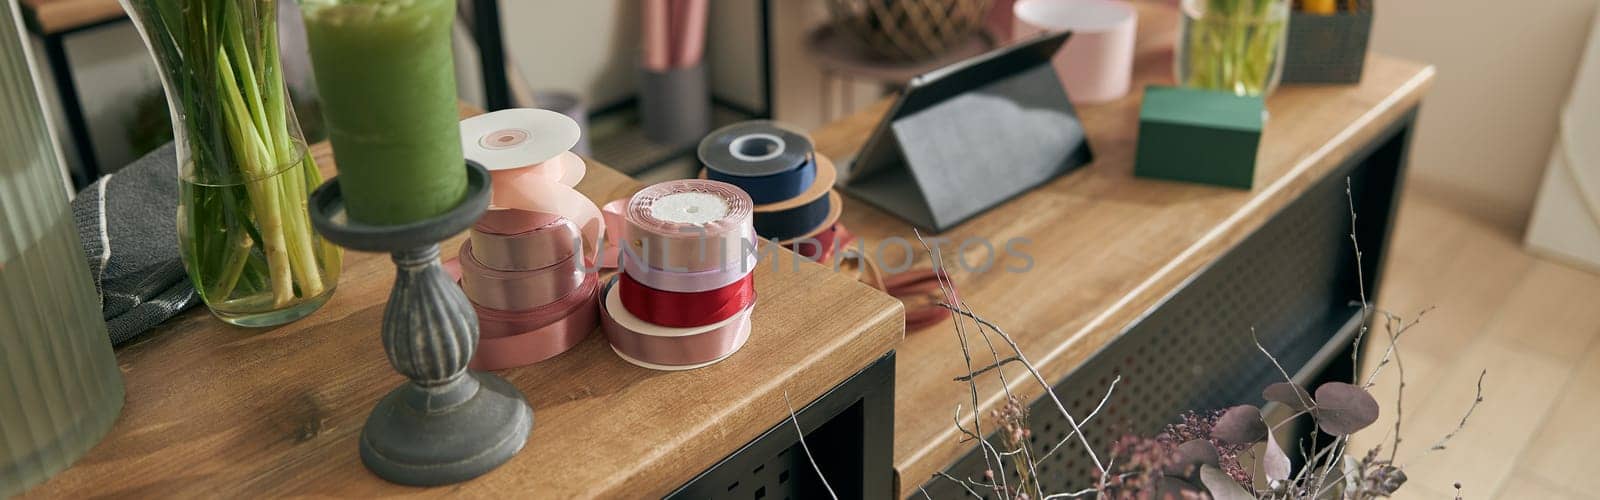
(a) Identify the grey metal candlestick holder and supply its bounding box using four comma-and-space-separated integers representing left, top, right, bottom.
308, 161, 532, 486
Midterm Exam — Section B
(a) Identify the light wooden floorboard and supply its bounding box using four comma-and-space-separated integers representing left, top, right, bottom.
1348, 191, 1600, 500
1515, 337, 1600, 494
1496, 466, 1589, 499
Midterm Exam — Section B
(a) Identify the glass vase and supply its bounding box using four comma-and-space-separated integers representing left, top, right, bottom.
1176, 0, 1289, 97
1, 1, 125, 495
123, 0, 342, 327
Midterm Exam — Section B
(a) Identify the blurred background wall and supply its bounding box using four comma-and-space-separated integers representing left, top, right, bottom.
25, 0, 1598, 234
1370, 0, 1598, 231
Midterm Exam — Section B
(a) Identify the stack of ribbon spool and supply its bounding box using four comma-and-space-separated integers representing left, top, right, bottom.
600, 180, 758, 370
451, 109, 606, 370
699, 120, 954, 332
698, 121, 846, 261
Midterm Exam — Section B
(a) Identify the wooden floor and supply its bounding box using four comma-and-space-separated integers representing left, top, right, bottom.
1350, 190, 1600, 499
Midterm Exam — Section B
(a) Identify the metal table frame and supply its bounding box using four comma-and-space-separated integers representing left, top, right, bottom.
669, 352, 897, 500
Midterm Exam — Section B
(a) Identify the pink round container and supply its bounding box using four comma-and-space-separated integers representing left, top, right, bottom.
1014, 0, 1138, 103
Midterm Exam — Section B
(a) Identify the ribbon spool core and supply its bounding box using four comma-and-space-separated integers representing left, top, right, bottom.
650, 192, 730, 226
480, 128, 530, 150
729, 133, 785, 163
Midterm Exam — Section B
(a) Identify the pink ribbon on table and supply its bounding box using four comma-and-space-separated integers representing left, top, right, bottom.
598, 198, 628, 269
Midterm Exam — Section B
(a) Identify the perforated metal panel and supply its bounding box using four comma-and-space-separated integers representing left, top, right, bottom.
918, 115, 1414, 497
669, 353, 895, 500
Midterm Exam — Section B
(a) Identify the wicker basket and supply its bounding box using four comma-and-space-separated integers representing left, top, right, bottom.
825, 0, 991, 62
1282, 0, 1373, 84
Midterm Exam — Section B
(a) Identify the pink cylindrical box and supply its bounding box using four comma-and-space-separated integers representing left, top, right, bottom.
1014, 0, 1138, 104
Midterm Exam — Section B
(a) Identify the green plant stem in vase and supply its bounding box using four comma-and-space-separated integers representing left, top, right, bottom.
1177, 0, 1289, 96
122, 0, 342, 327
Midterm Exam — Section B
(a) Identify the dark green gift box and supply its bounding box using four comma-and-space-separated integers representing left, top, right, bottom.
1134, 86, 1264, 189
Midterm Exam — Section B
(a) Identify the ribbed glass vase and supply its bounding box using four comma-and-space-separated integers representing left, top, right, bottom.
0, 2, 126, 496
1176, 0, 1289, 96
122, 0, 342, 327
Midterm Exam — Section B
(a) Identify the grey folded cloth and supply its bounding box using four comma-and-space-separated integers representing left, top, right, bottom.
72, 143, 199, 345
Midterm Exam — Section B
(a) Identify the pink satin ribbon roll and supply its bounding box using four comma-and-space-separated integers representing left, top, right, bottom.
624, 180, 755, 273
621, 247, 757, 293
470, 272, 600, 370
458, 239, 586, 312
469, 209, 580, 272
486, 151, 603, 265
599, 275, 753, 369
463, 109, 603, 266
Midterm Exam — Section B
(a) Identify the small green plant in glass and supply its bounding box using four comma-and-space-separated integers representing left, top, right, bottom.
1176, 0, 1290, 97
123, 0, 341, 326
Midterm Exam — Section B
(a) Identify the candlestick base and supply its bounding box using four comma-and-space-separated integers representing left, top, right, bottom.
360, 371, 532, 486
309, 162, 533, 486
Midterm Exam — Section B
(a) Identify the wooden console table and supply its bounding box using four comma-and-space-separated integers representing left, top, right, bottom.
809, 3, 1435, 496
22, 142, 905, 497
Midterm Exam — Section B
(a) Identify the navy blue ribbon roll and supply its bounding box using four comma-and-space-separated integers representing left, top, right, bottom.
752, 191, 831, 241
699, 121, 816, 204
707, 156, 816, 204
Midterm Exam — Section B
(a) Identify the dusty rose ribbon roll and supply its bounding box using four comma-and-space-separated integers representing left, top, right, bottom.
458, 239, 587, 312
469, 209, 579, 271
623, 179, 754, 273
599, 275, 753, 370
470, 273, 599, 370
618, 271, 755, 327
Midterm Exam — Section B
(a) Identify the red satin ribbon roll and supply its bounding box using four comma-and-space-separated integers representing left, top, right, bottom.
788, 222, 854, 262
618, 270, 755, 327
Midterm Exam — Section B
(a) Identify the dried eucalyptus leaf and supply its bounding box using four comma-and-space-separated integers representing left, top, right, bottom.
1313, 381, 1380, 435
1200, 465, 1255, 500
1263, 382, 1313, 412
1213, 405, 1268, 444
1155, 476, 1206, 499
1177, 439, 1221, 468
1264, 431, 1291, 482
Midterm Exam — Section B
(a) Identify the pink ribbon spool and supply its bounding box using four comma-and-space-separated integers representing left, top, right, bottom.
1014, 0, 1138, 104
620, 247, 757, 293
458, 240, 587, 312
598, 275, 753, 370
462, 109, 604, 265
470, 272, 599, 370
623, 180, 755, 273
469, 209, 580, 272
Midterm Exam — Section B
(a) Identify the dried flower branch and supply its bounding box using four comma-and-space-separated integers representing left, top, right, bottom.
909, 182, 1487, 499
1429, 370, 1486, 452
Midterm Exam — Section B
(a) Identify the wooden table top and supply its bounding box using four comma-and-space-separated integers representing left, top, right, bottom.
17, 0, 122, 35
23, 134, 904, 497
808, 3, 1435, 496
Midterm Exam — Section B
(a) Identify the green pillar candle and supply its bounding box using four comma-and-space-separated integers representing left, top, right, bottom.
302, 0, 466, 225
